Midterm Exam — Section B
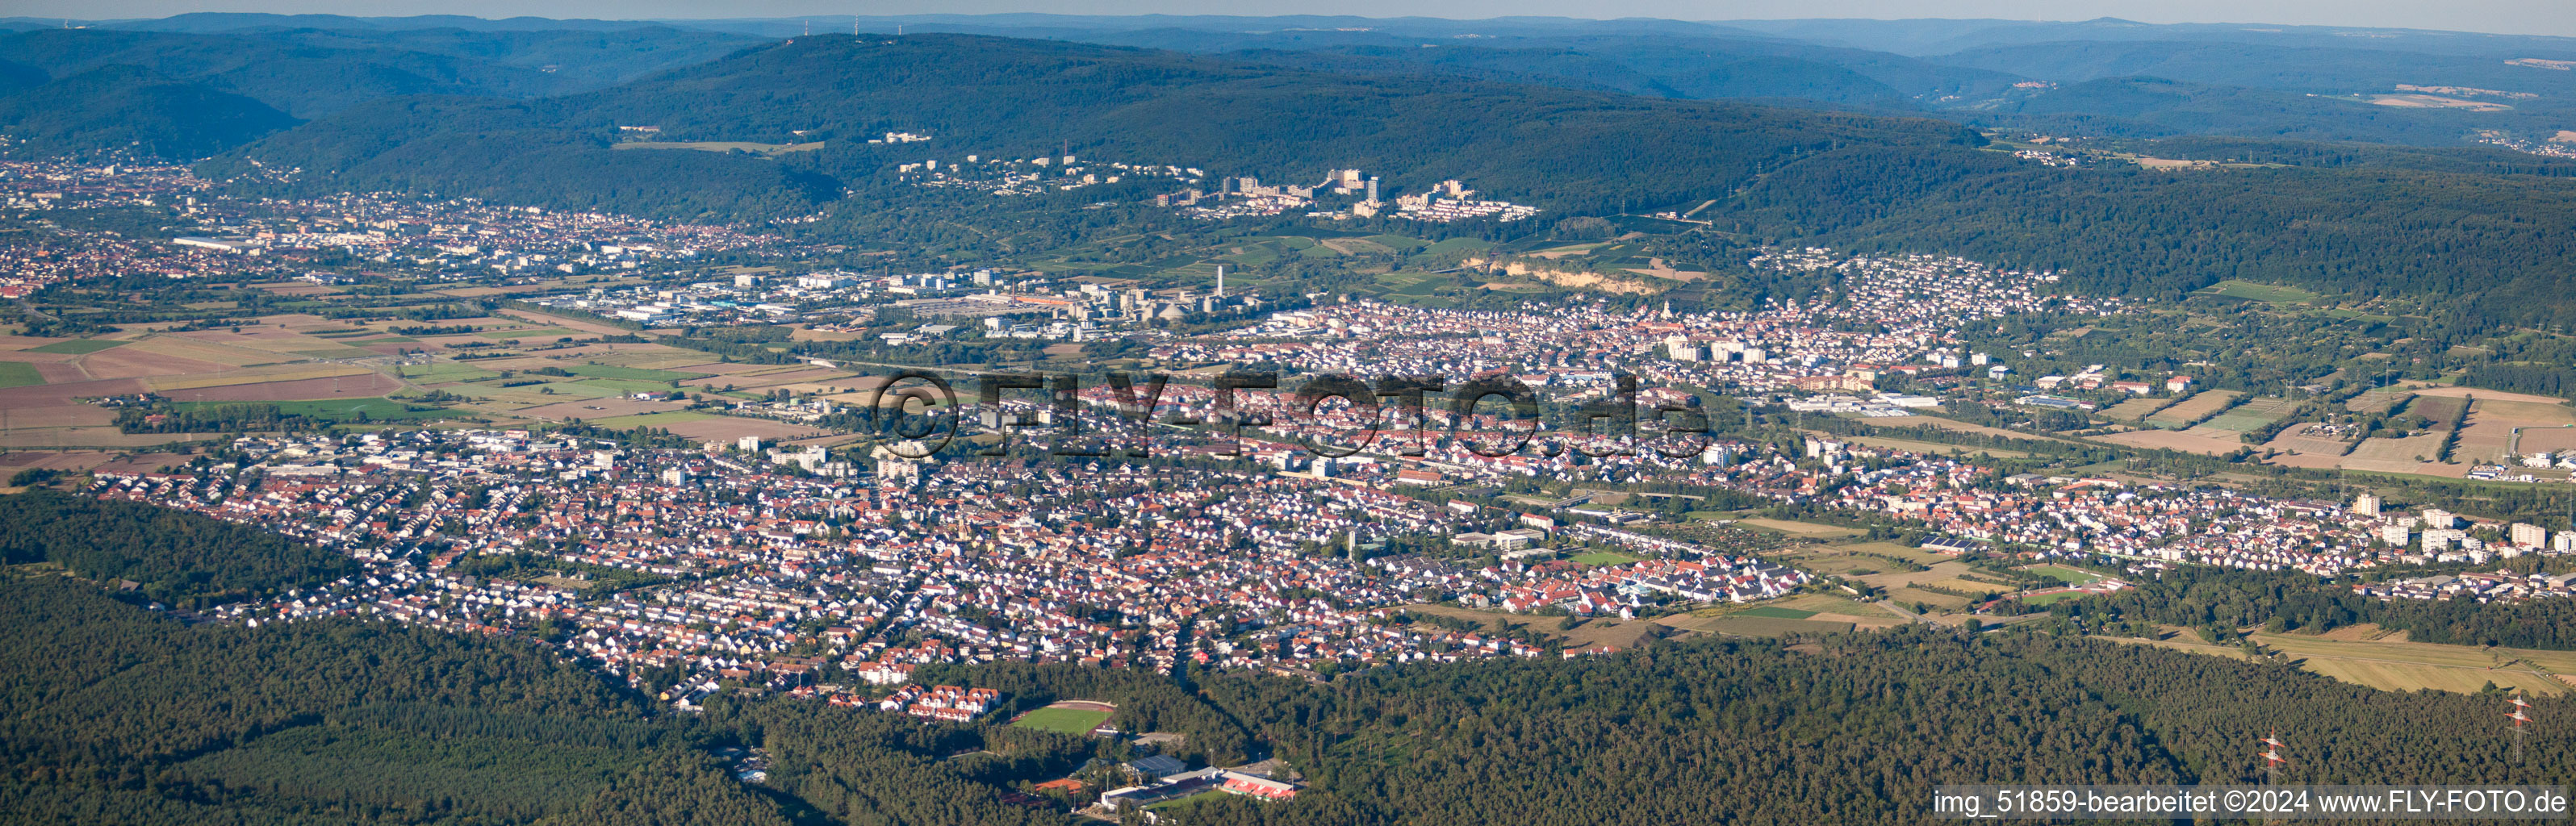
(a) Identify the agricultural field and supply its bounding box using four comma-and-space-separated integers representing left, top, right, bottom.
2107, 628, 2574, 695
2193, 396, 2298, 432
2099, 396, 2173, 422
561, 365, 713, 382
1738, 518, 1863, 537
1852, 561, 2017, 604
2021, 564, 2102, 586
2341, 432, 2453, 469
0, 363, 40, 389
2095, 428, 2244, 455
2143, 390, 2242, 428
1660, 614, 1855, 637
26, 338, 128, 355
2458, 397, 2576, 464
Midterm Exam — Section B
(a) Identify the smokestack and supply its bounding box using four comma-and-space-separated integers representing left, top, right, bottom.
1216, 265, 1226, 297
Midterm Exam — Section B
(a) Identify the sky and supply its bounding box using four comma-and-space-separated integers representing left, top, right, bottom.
10, 0, 2576, 40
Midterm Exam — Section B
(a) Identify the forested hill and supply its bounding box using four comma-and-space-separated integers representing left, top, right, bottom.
203, 32, 1984, 219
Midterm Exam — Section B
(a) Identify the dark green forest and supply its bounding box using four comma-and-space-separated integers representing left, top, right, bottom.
0, 490, 355, 607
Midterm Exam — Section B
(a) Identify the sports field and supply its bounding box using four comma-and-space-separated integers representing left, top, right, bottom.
1012, 707, 1112, 734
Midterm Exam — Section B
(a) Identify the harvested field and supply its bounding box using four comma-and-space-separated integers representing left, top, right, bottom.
2410, 386, 2566, 405
2144, 390, 2241, 428
2344, 432, 2449, 464
2095, 428, 2243, 455
77, 348, 227, 380
1739, 518, 1862, 536
589, 411, 718, 428
512, 398, 688, 421
495, 309, 640, 338
2516, 427, 2576, 455
158, 373, 404, 402
692, 366, 848, 390
31, 363, 85, 383
27, 338, 133, 355
0, 405, 113, 428
2195, 397, 2296, 432
148, 365, 372, 391
2100, 396, 2172, 421
0, 336, 79, 351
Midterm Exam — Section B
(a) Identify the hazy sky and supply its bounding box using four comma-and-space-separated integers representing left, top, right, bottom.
13, 0, 2576, 39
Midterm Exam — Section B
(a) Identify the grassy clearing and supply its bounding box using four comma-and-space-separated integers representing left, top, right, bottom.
1672, 615, 1855, 636
2110, 630, 2571, 695
613, 140, 825, 156
1569, 550, 1641, 566
396, 363, 504, 383
2196, 279, 2320, 303
2022, 564, 2102, 585
275, 398, 455, 422
0, 362, 41, 388
1012, 707, 1110, 734
27, 339, 126, 355
1735, 606, 1817, 619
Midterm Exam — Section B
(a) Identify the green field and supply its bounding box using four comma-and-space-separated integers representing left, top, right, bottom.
395, 363, 504, 383
1011, 707, 1110, 734
0, 362, 40, 388
1569, 550, 1641, 566
479, 327, 574, 340
1734, 606, 1818, 620
27, 338, 126, 355
2019, 591, 2090, 607
563, 365, 712, 382
272, 398, 456, 422
569, 378, 685, 395
1148, 789, 1237, 811
2197, 280, 2320, 303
